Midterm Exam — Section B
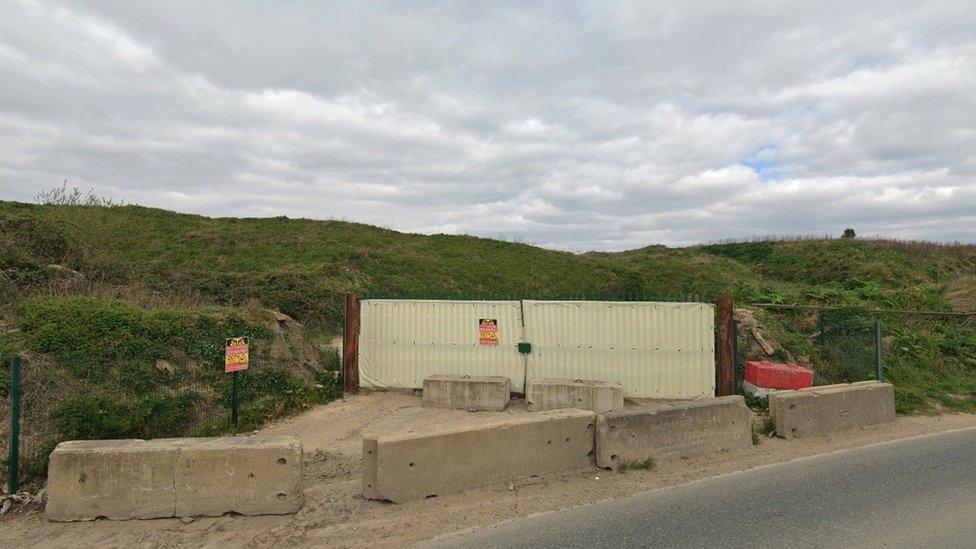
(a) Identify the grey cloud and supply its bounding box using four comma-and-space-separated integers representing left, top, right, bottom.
1, 0, 975, 251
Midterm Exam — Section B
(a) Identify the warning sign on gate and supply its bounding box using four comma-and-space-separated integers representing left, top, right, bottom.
225, 336, 250, 373
478, 319, 499, 345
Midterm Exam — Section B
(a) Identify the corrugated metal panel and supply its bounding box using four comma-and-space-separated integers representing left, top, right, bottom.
523, 300, 715, 399
359, 300, 526, 391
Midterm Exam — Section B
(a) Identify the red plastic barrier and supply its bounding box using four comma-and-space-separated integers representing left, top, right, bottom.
744, 360, 813, 390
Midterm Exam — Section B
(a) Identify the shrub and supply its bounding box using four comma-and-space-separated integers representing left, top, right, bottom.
56, 394, 133, 440
15, 297, 272, 384
54, 391, 200, 441
226, 367, 341, 431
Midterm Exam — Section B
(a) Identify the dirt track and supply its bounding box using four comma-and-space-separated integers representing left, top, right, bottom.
2, 391, 976, 548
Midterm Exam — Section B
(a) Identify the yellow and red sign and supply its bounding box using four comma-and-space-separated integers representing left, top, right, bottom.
225, 336, 250, 373
479, 318, 499, 345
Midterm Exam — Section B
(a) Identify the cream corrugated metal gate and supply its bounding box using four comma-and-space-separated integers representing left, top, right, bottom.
359, 300, 526, 391
522, 300, 715, 399
358, 299, 715, 398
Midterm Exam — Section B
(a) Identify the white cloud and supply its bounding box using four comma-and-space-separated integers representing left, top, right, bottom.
0, 0, 975, 250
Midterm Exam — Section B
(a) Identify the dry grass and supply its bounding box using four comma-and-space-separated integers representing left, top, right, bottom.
947, 275, 976, 314
29, 274, 216, 311
703, 234, 976, 256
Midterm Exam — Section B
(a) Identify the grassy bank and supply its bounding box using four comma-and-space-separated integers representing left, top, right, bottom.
1, 200, 975, 482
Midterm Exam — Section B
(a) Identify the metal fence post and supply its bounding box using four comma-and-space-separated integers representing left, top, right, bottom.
732, 319, 740, 393
875, 320, 883, 382
231, 370, 239, 427
8, 356, 21, 494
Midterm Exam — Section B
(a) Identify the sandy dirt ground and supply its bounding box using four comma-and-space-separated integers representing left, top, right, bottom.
2, 390, 976, 548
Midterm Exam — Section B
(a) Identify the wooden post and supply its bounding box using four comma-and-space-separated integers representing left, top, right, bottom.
343, 293, 361, 394
715, 295, 734, 396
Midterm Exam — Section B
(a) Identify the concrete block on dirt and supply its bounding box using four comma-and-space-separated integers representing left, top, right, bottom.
46, 439, 178, 521
422, 374, 511, 411
46, 436, 303, 521
173, 436, 303, 517
769, 381, 895, 440
526, 378, 624, 413
594, 396, 752, 470
363, 409, 596, 503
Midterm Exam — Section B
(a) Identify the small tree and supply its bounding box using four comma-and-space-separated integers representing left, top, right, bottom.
842, 228, 856, 239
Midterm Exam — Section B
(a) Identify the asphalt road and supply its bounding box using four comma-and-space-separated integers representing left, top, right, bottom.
425, 427, 976, 548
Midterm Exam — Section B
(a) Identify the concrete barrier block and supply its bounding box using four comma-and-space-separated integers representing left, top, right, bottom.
46, 440, 178, 521
595, 396, 752, 470
46, 436, 303, 521
174, 436, 303, 517
422, 374, 511, 411
526, 378, 624, 413
364, 409, 596, 503
769, 381, 895, 440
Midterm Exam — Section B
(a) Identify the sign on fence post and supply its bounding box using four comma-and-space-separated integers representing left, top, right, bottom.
225, 337, 249, 427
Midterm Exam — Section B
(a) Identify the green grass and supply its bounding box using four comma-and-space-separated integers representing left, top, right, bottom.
16, 296, 272, 381
618, 457, 655, 472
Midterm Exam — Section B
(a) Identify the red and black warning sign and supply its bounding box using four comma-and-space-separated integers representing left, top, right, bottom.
224, 336, 250, 373
478, 318, 499, 345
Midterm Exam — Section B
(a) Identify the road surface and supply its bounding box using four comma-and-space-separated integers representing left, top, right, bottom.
426, 427, 976, 548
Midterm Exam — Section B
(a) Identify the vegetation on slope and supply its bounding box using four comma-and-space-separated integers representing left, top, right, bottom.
1, 199, 975, 481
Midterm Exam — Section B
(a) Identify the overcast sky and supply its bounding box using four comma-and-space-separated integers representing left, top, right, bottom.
1, 1, 975, 250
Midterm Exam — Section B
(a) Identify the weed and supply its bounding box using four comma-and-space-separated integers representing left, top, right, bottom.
743, 395, 769, 413
618, 457, 655, 472
35, 181, 125, 207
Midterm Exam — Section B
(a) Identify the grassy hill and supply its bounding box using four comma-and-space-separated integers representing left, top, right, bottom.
1, 200, 975, 481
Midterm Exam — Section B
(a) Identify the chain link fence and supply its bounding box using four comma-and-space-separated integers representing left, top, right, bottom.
1, 355, 252, 493
2, 356, 53, 493
2, 348, 340, 492
818, 318, 883, 384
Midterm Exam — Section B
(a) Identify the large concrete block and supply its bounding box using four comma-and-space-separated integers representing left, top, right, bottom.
46, 440, 178, 521
46, 436, 303, 521
595, 396, 752, 470
174, 436, 303, 517
364, 409, 596, 503
422, 374, 511, 411
526, 378, 624, 413
769, 381, 895, 440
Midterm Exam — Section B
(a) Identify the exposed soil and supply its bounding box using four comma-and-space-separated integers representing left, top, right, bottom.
2, 390, 975, 548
